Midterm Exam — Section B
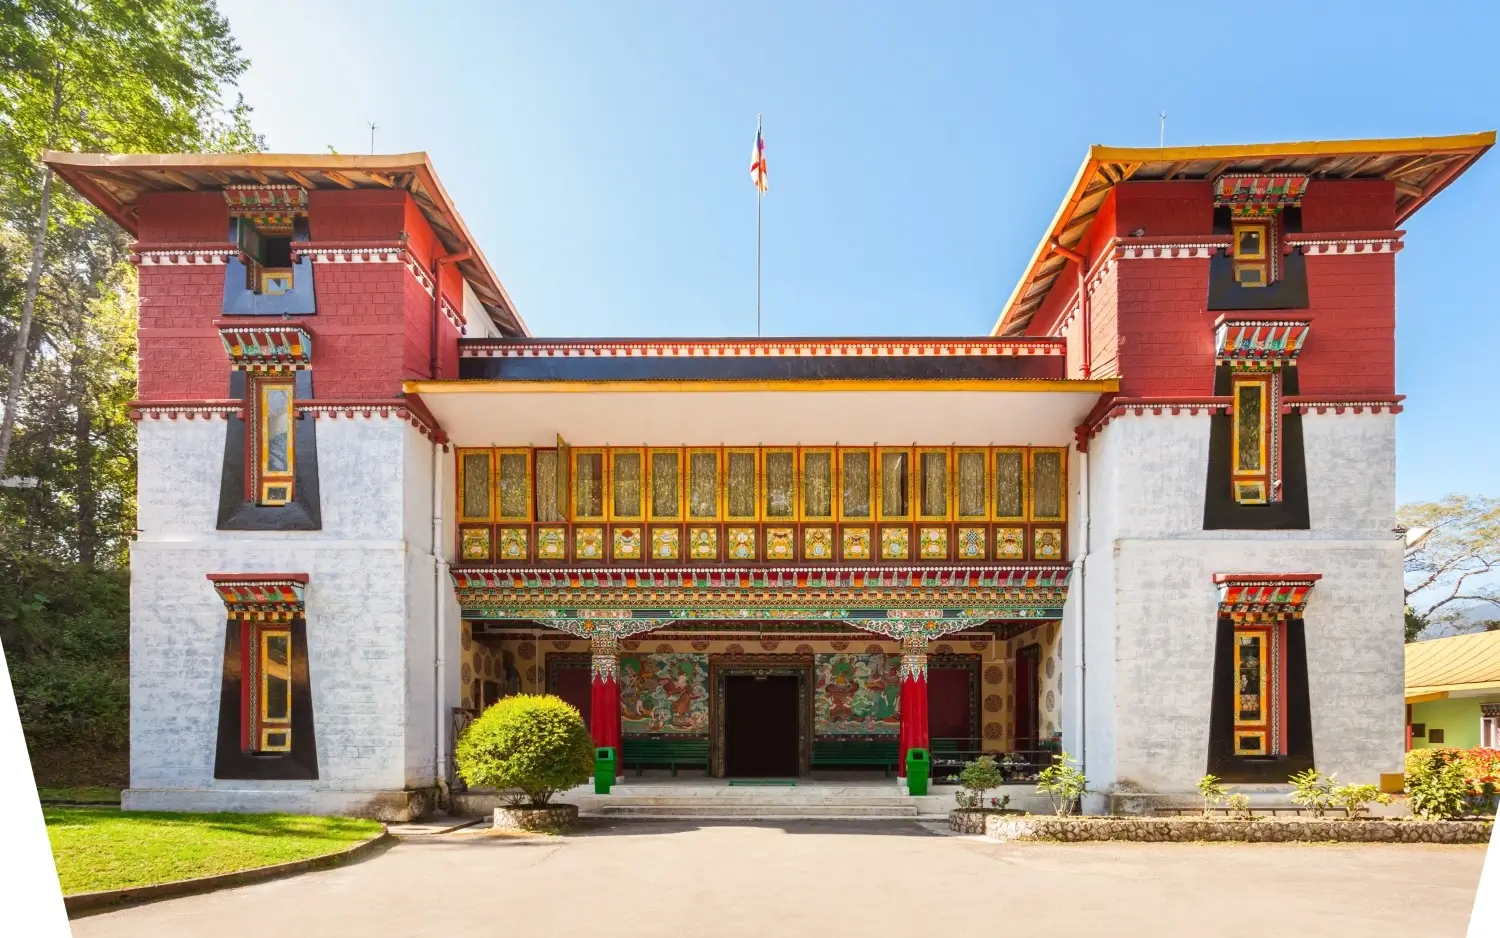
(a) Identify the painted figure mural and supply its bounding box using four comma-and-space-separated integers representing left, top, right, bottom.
814, 653, 900, 735
620, 653, 709, 734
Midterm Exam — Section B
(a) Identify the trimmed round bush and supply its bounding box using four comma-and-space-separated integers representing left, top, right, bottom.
455, 694, 593, 805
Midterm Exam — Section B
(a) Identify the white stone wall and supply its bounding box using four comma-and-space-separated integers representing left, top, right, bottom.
129, 415, 452, 808
1077, 411, 1403, 794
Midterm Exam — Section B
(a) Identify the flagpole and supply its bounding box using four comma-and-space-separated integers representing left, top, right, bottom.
755, 113, 763, 338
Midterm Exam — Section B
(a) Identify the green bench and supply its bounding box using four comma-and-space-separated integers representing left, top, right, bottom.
811, 739, 899, 776
621, 737, 710, 776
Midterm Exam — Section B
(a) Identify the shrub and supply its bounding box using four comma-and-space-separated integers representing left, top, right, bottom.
1197, 774, 1228, 817
1406, 749, 1471, 821
454, 694, 593, 805
958, 756, 1005, 810
1036, 751, 1087, 816
1288, 769, 1336, 817
1227, 793, 1252, 819
1330, 783, 1390, 819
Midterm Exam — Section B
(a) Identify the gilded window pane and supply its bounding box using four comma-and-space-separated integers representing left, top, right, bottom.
497, 453, 529, 519
263, 632, 291, 722
881, 451, 909, 517
461, 453, 491, 520
612, 452, 642, 517
764, 451, 795, 518
994, 451, 1023, 518
263, 385, 292, 473
1237, 635, 1262, 721
534, 451, 562, 522
842, 451, 871, 518
575, 453, 604, 518
651, 452, 679, 517
1237, 384, 1263, 471
920, 452, 948, 517
727, 452, 756, 518
689, 453, 718, 518
803, 452, 832, 518
1032, 451, 1062, 520
957, 452, 986, 517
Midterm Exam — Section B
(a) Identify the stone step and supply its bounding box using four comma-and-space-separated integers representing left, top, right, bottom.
580, 795, 917, 807
582, 803, 921, 819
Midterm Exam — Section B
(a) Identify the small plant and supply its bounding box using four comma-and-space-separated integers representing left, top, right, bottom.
1288, 769, 1336, 817
1330, 782, 1390, 819
1227, 793, 1252, 819
454, 694, 593, 806
990, 795, 1012, 811
954, 790, 977, 809
958, 756, 1005, 811
1406, 749, 1471, 821
1197, 773, 1228, 817
1036, 751, 1087, 816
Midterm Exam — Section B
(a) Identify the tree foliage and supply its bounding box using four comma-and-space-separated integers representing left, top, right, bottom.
1400, 495, 1500, 638
455, 695, 594, 805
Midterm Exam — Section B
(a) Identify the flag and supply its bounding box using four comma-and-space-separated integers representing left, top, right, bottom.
750, 121, 768, 193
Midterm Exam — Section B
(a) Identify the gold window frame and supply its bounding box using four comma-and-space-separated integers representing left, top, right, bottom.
915, 447, 952, 521
646, 447, 684, 522
533, 448, 566, 523
494, 448, 533, 521
954, 447, 990, 521
608, 447, 646, 522
1231, 376, 1269, 476
1231, 220, 1269, 260
456, 448, 495, 522
837, 447, 875, 521
571, 447, 609, 521
799, 447, 837, 523
258, 628, 292, 752
256, 378, 296, 506
685, 448, 723, 521
724, 448, 760, 522
760, 447, 798, 522
1232, 625, 1272, 755
876, 447, 913, 522
1027, 447, 1067, 523
992, 447, 1028, 523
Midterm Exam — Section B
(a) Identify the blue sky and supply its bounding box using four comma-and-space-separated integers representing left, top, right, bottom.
218, 0, 1499, 504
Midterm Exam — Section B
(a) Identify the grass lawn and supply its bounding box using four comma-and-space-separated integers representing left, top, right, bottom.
36, 785, 122, 803
44, 808, 384, 895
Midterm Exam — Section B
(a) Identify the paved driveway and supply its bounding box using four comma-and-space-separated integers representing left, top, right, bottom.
71, 820, 1485, 938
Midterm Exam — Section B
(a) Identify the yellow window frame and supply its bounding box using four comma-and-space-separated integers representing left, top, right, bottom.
1027, 447, 1067, 523
1231, 220, 1269, 260
724, 447, 760, 522
915, 447, 952, 521
455, 448, 494, 523
1231, 376, 1270, 477
799, 447, 837, 523
876, 447, 914, 522
992, 447, 1028, 523
837, 447, 875, 521
760, 447, 799, 522
258, 628, 292, 752
256, 378, 296, 506
954, 447, 990, 521
685, 447, 723, 521
608, 446, 646, 521
494, 448, 533, 521
571, 447, 609, 521
646, 447, 684, 522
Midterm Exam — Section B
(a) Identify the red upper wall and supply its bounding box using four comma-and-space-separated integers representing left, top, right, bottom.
134, 189, 466, 402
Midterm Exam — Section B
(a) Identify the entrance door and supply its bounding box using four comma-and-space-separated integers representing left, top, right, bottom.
724, 675, 799, 777
549, 665, 592, 729
928, 667, 974, 748
1014, 643, 1041, 752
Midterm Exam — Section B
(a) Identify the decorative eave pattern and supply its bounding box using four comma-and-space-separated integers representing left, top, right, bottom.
1213, 174, 1311, 208
207, 572, 308, 621
131, 248, 238, 266
1215, 320, 1310, 367
219, 325, 312, 371
459, 338, 1066, 359
1077, 396, 1233, 443
290, 243, 436, 297
1280, 395, 1405, 415
297, 398, 447, 443
128, 400, 242, 421
1284, 231, 1404, 255
1113, 235, 1234, 261
1214, 573, 1320, 621
451, 564, 1071, 628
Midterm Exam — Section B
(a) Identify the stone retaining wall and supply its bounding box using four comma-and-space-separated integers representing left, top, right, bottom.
965, 813, 1492, 844
493, 804, 579, 832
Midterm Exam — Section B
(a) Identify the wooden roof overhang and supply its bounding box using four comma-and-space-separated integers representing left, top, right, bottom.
42, 150, 527, 337
992, 132, 1496, 337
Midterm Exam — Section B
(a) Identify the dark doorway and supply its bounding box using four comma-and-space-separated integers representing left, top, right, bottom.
548, 661, 592, 728
1014, 643, 1041, 751
929, 667, 975, 746
725, 675, 800, 777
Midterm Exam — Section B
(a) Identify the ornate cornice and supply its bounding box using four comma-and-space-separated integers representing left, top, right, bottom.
1285, 230, 1404, 255
128, 400, 242, 421
297, 398, 447, 443
207, 572, 308, 621
1280, 395, 1405, 415
131, 248, 237, 266
1214, 573, 1320, 622
218, 324, 313, 371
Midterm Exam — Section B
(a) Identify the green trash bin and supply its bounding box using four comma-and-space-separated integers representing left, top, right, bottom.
594, 747, 616, 794
905, 747, 930, 796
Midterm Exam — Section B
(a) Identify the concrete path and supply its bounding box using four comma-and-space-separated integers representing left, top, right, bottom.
70, 819, 1485, 938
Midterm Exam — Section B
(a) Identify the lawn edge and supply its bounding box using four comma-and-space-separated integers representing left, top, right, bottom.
64, 825, 392, 917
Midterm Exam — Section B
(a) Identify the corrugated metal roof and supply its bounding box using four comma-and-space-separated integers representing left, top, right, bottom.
1406, 630, 1500, 695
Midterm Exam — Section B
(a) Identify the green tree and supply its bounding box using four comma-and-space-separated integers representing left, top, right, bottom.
0, 0, 260, 476
455, 695, 594, 805
1400, 496, 1500, 637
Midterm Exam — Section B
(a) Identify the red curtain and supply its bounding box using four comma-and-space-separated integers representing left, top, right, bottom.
589, 662, 620, 754
898, 668, 928, 777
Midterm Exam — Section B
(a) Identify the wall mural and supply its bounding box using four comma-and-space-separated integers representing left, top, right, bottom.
620, 653, 709, 734
814, 653, 900, 735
